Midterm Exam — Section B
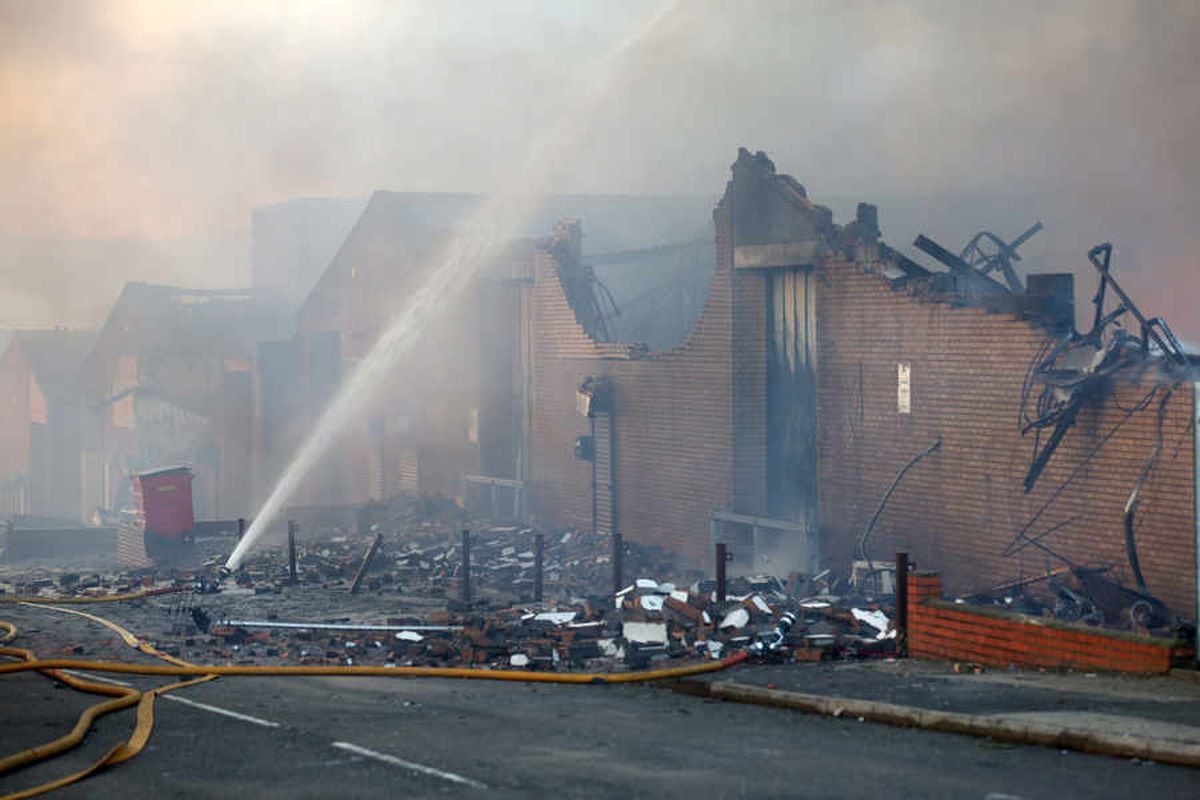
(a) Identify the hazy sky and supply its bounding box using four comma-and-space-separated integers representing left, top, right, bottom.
1, 0, 1197, 337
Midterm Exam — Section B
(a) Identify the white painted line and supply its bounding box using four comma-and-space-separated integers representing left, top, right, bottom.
331, 741, 487, 789
60, 669, 134, 688
161, 694, 281, 728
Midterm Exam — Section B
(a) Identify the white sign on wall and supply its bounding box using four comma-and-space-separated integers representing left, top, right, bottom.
897, 363, 912, 414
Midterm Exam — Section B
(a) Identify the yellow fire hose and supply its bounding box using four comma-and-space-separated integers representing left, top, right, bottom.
0, 603, 214, 799
0, 601, 749, 798
14, 603, 195, 669
0, 655, 747, 683
0, 587, 185, 605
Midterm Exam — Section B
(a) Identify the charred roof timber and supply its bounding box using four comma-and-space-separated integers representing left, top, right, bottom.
552, 220, 619, 342
960, 222, 1043, 293
912, 221, 1042, 300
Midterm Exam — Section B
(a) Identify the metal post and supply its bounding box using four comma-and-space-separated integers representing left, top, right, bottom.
896, 551, 909, 657
349, 531, 383, 595
716, 542, 728, 603
611, 532, 623, 594
750, 525, 759, 570
287, 521, 298, 585
534, 532, 544, 602
460, 529, 472, 603
236, 517, 245, 541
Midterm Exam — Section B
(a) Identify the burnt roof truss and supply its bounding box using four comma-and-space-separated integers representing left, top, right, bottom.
1019, 242, 1186, 494
959, 222, 1042, 293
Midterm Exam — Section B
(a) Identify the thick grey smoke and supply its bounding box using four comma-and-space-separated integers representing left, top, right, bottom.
1, 0, 1197, 336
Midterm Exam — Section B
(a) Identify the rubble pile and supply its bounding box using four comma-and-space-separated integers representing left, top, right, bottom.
0, 568, 182, 600
183, 569, 898, 672
218, 525, 684, 602
3, 522, 900, 674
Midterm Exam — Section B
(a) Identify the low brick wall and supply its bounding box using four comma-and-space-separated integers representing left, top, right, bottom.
906, 571, 1189, 674
2, 526, 117, 562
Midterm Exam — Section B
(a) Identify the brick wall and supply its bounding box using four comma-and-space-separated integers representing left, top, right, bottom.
816, 259, 1196, 612
528, 201, 739, 564
907, 572, 1187, 674
531, 186, 1196, 609
295, 225, 485, 506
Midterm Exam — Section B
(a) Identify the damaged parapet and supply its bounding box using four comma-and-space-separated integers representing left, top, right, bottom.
727, 149, 1072, 326
551, 219, 619, 342
730, 148, 836, 269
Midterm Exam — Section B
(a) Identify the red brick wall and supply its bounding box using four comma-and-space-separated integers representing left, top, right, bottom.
528, 202, 739, 563
531, 195, 1197, 609
907, 572, 1185, 674
295, 229, 483, 505
817, 260, 1197, 612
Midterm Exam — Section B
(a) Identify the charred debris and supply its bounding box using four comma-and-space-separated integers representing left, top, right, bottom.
3, 149, 1196, 671
2, 503, 903, 672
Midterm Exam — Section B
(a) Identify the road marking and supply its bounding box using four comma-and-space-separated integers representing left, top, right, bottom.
161, 694, 281, 728
61, 671, 280, 730
60, 669, 134, 688
331, 741, 487, 789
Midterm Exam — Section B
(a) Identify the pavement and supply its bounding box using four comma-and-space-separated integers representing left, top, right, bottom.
696, 658, 1200, 749
2, 604, 1200, 798
3, 669, 1199, 799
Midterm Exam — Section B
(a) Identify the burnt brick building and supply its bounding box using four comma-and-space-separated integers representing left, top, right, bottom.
277, 151, 1196, 615
286, 191, 713, 512
78, 283, 264, 521
0, 329, 93, 520
522, 149, 1198, 613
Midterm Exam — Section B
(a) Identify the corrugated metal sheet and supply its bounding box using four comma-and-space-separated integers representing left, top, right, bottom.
366, 448, 383, 501
766, 267, 818, 525
394, 449, 420, 495
594, 412, 615, 536
116, 518, 153, 569
0, 480, 28, 517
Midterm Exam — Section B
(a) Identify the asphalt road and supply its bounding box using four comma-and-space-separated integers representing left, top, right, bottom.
2, 603, 1198, 799
2, 664, 1198, 799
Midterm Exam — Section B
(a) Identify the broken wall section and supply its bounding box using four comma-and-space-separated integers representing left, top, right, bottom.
529, 206, 739, 564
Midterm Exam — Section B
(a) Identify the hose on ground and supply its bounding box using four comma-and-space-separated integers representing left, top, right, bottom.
0, 603, 749, 799
0, 650, 749, 683
0, 587, 186, 605
0, 604, 208, 798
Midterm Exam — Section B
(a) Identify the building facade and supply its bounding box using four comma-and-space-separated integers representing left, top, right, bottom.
0, 330, 92, 520
521, 149, 1198, 612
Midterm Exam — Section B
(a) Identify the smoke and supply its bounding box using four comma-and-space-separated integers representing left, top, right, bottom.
226, 1, 687, 568
1, 0, 1197, 336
